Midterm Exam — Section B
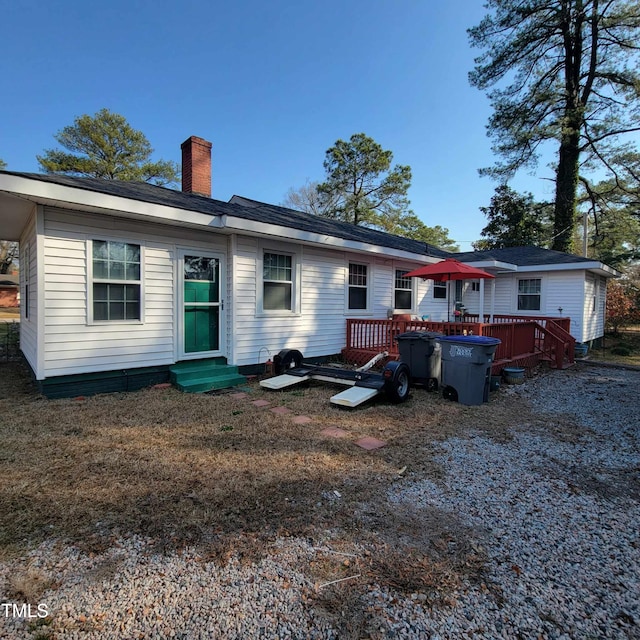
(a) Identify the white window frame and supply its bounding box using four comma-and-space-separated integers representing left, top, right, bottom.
394, 269, 414, 311
517, 278, 541, 312
257, 243, 301, 316
87, 238, 145, 325
433, 280, 447, 299
345, 261, 371, 314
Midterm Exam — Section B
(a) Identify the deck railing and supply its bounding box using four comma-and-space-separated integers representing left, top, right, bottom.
344, 315, 575, 370
344, 319, 481, 354
463, 314, 571, 333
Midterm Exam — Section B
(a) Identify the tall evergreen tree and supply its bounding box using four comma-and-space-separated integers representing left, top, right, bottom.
285, 134, 458, 250
469, 0, 640, 253
317, 133, 412, 227
473, 185, 551, 250
38, 109, 179, 186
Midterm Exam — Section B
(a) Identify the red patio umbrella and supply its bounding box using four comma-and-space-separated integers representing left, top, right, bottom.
403, 258, 495, 321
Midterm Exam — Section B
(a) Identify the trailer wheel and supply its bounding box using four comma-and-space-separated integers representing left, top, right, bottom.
274, 349, 304, 375
383, 361, 411, 403
442, 385, 458, 402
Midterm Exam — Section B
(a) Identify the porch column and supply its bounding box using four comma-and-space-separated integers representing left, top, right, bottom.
479, 279, 485, 322
490, 279, 496, 322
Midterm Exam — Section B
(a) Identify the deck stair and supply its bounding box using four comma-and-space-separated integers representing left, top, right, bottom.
170, 358, 246, 393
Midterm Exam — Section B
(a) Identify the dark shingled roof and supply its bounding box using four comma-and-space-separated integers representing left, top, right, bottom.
228, 195, 451, 258
1, 172, 610, 269
455, 246, 602, 267
3, 172, 451, 258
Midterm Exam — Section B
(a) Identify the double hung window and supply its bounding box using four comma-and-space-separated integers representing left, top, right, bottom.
394, 270, 412, 310
348, 263, 368, 310
92, 240, 141, 321
433, 280, 447, 299
263, 252, 293, 311
517, 278, 541, 311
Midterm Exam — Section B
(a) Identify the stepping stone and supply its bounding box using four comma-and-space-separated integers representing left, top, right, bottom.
354, 437, 387, 451
230, 392, 249, 399
320, 427, 349, 438
151, 383, 172, 390
271, 406, 292, 415
292, 415, 312, 425
252, 399, 271, 407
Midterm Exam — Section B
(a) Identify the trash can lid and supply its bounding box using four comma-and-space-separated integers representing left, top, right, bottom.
438, 335, 501, 346
395, 331, 444, 340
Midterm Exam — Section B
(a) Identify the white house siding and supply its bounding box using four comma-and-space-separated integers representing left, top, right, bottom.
416, 279, 450, 321
40, 207, 226, 379
597, 276, 607, 339
371, 259, 393, 315
19, 212, 38, 373
583, 274, 607, 343
231, 241, 433, 366
233, 238, 346, 366
480, 270, 587, 340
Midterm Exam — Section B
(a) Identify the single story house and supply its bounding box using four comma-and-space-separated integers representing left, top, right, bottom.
0, 136, 618, 397
0, 273, 19, 307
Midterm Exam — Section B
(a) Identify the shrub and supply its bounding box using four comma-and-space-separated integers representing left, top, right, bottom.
611, 346, 632, 356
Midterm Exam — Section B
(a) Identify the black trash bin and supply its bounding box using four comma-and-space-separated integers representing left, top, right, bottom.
395, 331, 443, 390
438, 335, 501, 405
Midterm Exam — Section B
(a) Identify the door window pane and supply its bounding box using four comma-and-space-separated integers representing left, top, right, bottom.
184, 256, 218, 282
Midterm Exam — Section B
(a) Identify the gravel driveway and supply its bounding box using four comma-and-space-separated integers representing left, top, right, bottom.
1, 364, 638, 639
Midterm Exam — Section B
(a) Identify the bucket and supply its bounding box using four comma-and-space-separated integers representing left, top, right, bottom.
574, 343, 588, 358
503, 367, 525, 384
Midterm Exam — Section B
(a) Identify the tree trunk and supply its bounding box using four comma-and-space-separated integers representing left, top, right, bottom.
552, 114, 582, 253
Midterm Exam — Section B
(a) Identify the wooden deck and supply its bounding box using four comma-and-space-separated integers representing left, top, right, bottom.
342, 315, 575, 374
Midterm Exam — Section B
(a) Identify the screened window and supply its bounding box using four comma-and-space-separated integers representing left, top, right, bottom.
348, 263, 368, 310
433, 280, 447, 299
92, 240, 141, 321
517, 278, 541, 311
263, 252, 293, 311
394, 270, 412, 310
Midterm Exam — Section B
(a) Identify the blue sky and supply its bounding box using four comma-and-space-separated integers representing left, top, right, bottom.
0, 0, 558, 251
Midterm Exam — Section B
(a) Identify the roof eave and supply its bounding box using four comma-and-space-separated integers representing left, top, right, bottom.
515, 262, 620, 277
462, 259, 518, 272
0, 173, 223, 230
221, 215, 439, 262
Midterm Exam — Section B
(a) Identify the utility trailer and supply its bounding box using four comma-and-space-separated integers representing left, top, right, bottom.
260, 349, 411, 408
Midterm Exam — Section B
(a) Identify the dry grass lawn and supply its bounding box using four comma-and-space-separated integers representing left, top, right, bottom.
588, 328, 640, 367
0, 359, 560, 603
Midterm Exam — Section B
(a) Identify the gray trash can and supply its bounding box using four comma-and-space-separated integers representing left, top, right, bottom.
395, 331, 443, 390
438, 335, 501, 405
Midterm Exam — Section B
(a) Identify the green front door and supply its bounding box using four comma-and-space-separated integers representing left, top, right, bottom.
183, 255, 221, 354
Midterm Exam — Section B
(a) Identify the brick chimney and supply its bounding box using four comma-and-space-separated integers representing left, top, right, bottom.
181, 136, 212, 197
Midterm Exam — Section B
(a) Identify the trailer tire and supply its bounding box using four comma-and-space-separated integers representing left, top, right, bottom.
442, 385, 458, 402
274, 349, 304, 375
383, 361, 411, 403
